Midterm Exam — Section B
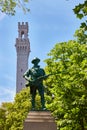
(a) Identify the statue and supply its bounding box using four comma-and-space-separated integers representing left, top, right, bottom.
23, 57, 47, 110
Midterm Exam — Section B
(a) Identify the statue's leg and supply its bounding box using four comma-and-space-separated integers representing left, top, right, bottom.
41, 93, 45, 109
31, 86, 36, 110
38, 85, 45, 110
31, 94, 36, 110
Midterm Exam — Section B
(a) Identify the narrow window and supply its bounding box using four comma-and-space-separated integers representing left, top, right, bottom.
21, 69, 23, 72
21, 31, 25, 39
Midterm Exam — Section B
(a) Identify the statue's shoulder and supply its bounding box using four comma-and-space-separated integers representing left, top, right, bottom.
39, 68, 45, 75
25, 69, 32, 75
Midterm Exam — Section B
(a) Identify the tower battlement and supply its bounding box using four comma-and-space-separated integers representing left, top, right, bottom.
18, 22, 28, 39
18, 22, 28, 29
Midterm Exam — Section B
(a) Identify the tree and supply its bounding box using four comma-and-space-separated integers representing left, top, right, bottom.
0, 102, 13, 130
0, 87, 43, 130
73, 0, 87, 20
0, 88, 30, 130
73, 0, 87, 44
0, 105, 6, 130
74, 27, 87, 44
44, 40, 87, 130
5, 87, 31, 130
0, 0, 30, 15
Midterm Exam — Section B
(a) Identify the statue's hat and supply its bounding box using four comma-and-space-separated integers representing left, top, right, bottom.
32, 57, 40, 64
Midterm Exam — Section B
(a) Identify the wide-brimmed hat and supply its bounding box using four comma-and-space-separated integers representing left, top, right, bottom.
31, 57, 40, 64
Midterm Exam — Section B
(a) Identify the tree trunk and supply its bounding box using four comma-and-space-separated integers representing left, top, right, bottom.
80, 118, 84, 130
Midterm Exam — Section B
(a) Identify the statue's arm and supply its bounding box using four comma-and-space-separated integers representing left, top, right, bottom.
36, 69, 47, 81
23, 69, 31, 80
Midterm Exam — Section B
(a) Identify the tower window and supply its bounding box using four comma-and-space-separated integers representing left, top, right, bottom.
21, 69, 23, 72
21, 31, 24, 39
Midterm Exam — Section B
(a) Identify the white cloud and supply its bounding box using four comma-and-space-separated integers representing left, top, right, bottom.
0, 86, 16, 104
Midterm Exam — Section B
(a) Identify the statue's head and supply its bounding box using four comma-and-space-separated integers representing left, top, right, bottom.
31, 57, 40, 64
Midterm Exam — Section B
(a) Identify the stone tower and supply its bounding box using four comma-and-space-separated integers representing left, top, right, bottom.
15, 22, 30, 93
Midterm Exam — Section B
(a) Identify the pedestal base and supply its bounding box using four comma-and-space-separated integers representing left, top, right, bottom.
23, 111, 57, 130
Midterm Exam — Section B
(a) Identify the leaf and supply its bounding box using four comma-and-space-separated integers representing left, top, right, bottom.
77, 13, 83, 19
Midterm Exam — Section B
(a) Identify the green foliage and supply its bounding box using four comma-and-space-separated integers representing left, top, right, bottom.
5, 87, 31, 130
0, 87, 46, 129
73, 0, 87, 43
74, 27, 87, 44
0, 88, 31, 130
0, 102, 13, 130
0, 106, 6, 130
44, 40, 87, 130
73, 0, 87, 19
0, 0, 30, 15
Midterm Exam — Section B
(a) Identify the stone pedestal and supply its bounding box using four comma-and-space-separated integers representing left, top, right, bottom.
23, 111, 57, 130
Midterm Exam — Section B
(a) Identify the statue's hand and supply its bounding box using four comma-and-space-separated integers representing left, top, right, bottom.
24, 76, 30, 81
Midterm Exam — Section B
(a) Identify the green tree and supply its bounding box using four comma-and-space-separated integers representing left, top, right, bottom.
0, 87, 43, 130
73, 0, 87, 19
0, 0, 30, 15
0, 105, 6, 130
74, 27, 87, 44
5, 87, 31, 130
44, 40, 87, 130
73, 0, 87, 44
0, 102, 13, 130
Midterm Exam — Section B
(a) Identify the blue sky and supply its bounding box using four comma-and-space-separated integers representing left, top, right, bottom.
0, 0, 84, 104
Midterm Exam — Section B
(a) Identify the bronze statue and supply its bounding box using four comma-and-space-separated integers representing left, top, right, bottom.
23, 57, 47, 110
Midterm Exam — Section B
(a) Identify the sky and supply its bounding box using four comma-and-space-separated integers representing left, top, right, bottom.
0, 0, 85, 104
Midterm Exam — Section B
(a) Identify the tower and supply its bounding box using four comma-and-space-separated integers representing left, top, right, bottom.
15, 22, 30, 93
